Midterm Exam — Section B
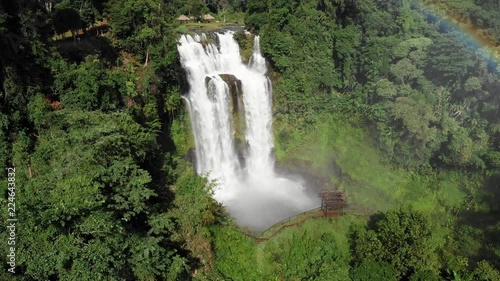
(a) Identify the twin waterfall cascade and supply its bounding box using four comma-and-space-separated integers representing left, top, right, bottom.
178, 31, 317, 230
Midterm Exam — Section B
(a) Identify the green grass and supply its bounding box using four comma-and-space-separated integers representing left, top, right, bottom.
263, 214, 366, 252
208, 215, 368, 280
210, 215, 367, 280
206, 112, 486, 279
258, 215, 365, 279
273, 114, 472, 217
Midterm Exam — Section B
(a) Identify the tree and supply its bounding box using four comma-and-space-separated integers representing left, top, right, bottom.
441, 126, 488, 168
350, 260, 398, 281
470, 260, 500, 281
186, 0, 207, 18
464, 77, 482, 92
426, 33, 476, 84
351, 208, 441, 277
392, 37, 432, 68
391, 97, 437, 141
390, 58, 422, 85
15, 110, 191, 280
375, 78, 397, 98
0, 113, 9, 173
210, 228, 260, 280
205, 0, 230, 14
27, 92, 51, 129
53, 8, 83, 40
245, 0, 268, 32
266, 230, 351, 280
53, 0, 102, 35
54, 57, 124, 111
107, 0, 174, 64
409, 270, 441, 281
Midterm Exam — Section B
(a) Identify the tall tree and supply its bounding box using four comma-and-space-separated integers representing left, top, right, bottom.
352, 208, 441, 277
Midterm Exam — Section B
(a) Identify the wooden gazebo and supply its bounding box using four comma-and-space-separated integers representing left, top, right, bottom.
319, 190, 347, 216
177, 15, 190, 23
203, 14, 215, 22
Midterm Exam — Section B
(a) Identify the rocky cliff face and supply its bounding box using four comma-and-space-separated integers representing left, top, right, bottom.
205, 74, 248, 167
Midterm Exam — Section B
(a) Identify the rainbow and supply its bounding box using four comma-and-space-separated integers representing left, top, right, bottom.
412, 0, 500, 70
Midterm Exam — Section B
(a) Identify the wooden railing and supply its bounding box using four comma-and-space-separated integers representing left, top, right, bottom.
237, 207, 341, 242
261, 207, 321, 234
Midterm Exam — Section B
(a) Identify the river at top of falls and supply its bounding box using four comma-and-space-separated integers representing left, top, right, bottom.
177, 31, 318, 231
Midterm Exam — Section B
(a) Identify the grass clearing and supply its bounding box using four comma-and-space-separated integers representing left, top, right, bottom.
274, 114, 474, 217
175, 21, 244, 34
207, 109, 487, 279
257, 215, 366, 278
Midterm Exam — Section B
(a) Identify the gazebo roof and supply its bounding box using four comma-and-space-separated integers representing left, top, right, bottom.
203, 14, 215, 20
177, 15, 189, 21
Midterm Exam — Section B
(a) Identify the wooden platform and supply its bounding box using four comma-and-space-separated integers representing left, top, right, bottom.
238, 190, 348, 242
320, 190, 347, 213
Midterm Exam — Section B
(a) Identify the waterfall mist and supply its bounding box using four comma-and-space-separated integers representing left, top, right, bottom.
177, 31, 319, 231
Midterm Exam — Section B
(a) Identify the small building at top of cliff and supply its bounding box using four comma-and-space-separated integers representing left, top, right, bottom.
177, 15, 190, 23
203, 14, 215, 22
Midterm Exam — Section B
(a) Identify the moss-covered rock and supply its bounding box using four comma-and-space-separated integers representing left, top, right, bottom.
233, 30, 254, 63
219, 74, 247, 164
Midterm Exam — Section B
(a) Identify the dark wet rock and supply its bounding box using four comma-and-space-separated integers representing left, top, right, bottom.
205, 74, 248, 168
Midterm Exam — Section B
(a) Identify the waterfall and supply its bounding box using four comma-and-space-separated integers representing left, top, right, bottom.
249, 35, 267, 75
178, 31, 317, 230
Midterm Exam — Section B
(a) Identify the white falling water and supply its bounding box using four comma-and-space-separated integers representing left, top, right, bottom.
178, 31, 317, 230
248, 35, 267, 75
